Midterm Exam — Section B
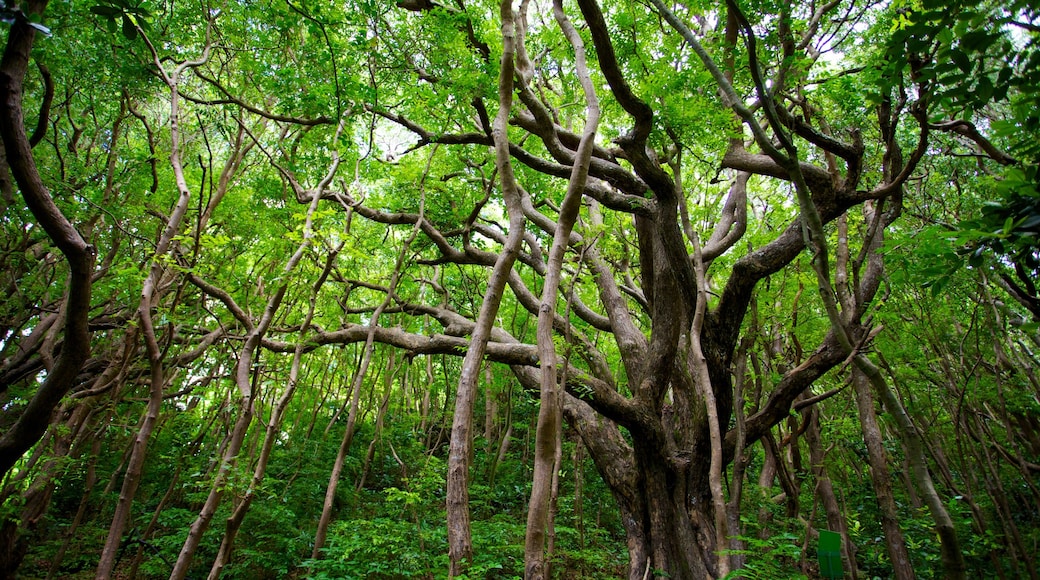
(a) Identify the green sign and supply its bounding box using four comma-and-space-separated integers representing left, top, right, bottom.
818, 529, 843, 579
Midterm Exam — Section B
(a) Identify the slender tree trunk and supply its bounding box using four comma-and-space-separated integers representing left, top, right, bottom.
96, 316, 169, 579
542, 421, 565, 580
687, 235, 730, 578
0, 0, 96, 481
168, 393, 255, 580
127, 403, 221, 579
725, 339, 751, 573
484, 366, 496, 456
573, 438, 585, 552
311, 363, 366, 559
487, 399, 512, 489
524, 2, 600, 577
47, 437, 101, 580
862, 358, 967, 579
419, 354, 434, 436
852, 367, 915, 579
1, 403, 94, 578
311, 158, 424, 557
446, 1, 527, 573
354, 357, 396, 492
169, 286, 291, 579
205, 228, 343, 579
756, 434, 778, 537
127, 460, 184, 578
972, 414, 1038, 580
805, 408, 858, 580
97, 23, 217, 578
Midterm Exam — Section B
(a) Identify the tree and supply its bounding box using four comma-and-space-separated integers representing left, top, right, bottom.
0, 0, 94, 480
1, 0, 1036, 578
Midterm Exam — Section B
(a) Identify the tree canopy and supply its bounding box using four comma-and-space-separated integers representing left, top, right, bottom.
1, 0, 1038, 579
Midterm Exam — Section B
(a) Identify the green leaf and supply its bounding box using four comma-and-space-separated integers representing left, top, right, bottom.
974, 76, 994, 105
121, 14, 136, 40
90, 5, 121, 17
960, 29, 995, 52
968, 247, 985, 268
951, 49, 972, 74
1002, 216, 1015, 236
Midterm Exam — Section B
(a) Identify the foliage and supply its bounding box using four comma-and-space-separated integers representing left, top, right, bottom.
2, 0, 1039, 578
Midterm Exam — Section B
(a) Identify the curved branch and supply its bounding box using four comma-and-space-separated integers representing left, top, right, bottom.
930, 119, 1017, 166
187, 70, 336, 126
28, 59, 52, 148
0, 1, 97, 478
702, 172, 749, 262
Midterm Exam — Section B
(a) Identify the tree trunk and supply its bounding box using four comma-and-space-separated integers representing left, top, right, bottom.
725, 339, 751, 573
446, 1, 527, 573
573, 438, 586, 551
805, 408, 858, 580
354, 359, 396, 492
168, 396, 255, 580
97, 23, 216, 577
127, 405, 220, 580
861, 358, 967, 580
523, 0, 600, 572
311, 383, 363, 559
971, 413, 1039, 580
205, 222, 343, 578
561, 396, 718, 579
851, 367, 915, 579
0, 403, 94, 578
631, 447, 715, 579
95, 328, 169, 579
47, 437, 102, 580
0, 0, 96, 481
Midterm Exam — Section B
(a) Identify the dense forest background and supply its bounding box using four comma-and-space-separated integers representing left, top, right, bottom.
1, 0, 1039, 578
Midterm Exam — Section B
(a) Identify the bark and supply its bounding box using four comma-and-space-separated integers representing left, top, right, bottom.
47, 436, 101, 580
446, 0, 528, 573
172, 122, 342, 578
354, 357, 397, 492
168, 385, 255, 580
971, 413, 1039, 579
865, 360, 967, 579
573, 438, 586, 551
0, 403, 95, 578
128, 400, 221, 579
852, 368, 915, 579
311, 375, 364, 559
724, 340, 751, 573
96, 25, 214, 578
0, 0, 96, 480
524, 1, 600, 577
686, 234, 729, 577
